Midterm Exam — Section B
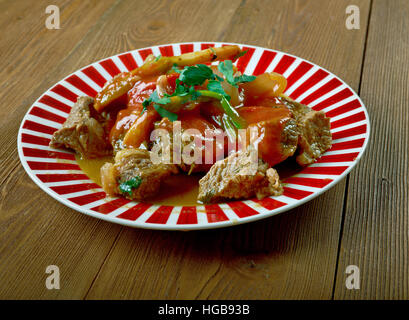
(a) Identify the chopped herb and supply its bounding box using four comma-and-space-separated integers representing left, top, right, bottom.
233, 50, 248, 60
153, 104, 178, 121
207, 80, 229, 99
179, 64, 215, 86
234, 74, 256, 84
218, 59, 256, 87
119, 177, 142, 196
171, 63, 182, 73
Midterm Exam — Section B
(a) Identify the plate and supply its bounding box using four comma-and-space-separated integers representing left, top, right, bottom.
17, 42, 370, 230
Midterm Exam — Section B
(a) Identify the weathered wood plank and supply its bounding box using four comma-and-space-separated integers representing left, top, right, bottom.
0, 0, 121, 299
334, 0, 409, 299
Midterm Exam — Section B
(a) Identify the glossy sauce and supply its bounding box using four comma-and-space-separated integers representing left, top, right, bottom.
75, 155, 201, 206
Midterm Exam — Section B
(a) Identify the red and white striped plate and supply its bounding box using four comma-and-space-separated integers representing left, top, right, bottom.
17, 42, 370, 230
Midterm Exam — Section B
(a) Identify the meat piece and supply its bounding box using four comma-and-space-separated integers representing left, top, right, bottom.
50, 96, 111, 158
238, 106, 299, 167
296, 110, 332, 166
100, 148, 178, 201
198, 146, 283, 203
279, 96, 332, 165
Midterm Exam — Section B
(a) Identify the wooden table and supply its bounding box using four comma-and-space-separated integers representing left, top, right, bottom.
0, 0, 407, 300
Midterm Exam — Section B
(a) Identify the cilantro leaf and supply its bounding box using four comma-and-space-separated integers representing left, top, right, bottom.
153, 104, 178, 121
234, 74, 256, 84
218, 60, 236, 87
179, 64, 215, 86
119, 177, 142, 196
207, 80, 229, 100
233, 50, 248, 60
170, 63, 182, 74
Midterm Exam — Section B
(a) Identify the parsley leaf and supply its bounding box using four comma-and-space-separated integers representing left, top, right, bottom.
218, 60, 236, 87
153, 104, 178, 121
234, 74, 256, 84
218, 60, 256, 87
179, 64, 215, 86
119, 177, 142, 196
233, 50, 248, 60
207, 80, 229, 99
170, 63, 182, 74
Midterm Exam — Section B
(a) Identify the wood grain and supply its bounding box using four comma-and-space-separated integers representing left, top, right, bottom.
0, 0, 122, 299
83, 0, 371, 300
333, 0, 409, 299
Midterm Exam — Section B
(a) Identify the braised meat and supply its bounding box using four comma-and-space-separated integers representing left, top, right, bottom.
100, 148, 178, 201
198, 146, 283, 203
49, 96, 111, 158
279, 97, 332, 165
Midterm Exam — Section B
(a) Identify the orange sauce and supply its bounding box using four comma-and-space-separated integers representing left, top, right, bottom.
75, 155, 201, 206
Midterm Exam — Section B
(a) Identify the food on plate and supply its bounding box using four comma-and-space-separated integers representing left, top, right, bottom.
50, 45, 332, 204
198, 145, 283, 203
50, 96, 112, 158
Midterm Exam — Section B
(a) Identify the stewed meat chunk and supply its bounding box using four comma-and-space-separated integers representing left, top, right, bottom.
198, 146, 283, 203
49, 96, 111, 158
279, 96, 332, 165
100, 148, 178, 201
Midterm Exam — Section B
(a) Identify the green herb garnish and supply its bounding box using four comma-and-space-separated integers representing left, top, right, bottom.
141, 60, 256, 129
218, 60, 256, 87
119, 177, 142, 196
154, 55, 162, 62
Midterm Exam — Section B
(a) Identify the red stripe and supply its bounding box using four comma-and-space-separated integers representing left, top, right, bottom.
29, 107, 66, 124
282, 187, 313, 200
284, 177, 332, 188
313, 88, 354, 111
316, 152, 359, 163
116, 203, 152, 221
100, 59, 121, 77
285, 61, 313, 89
301, 166, 348, 175
23, 120, 58, 135
252, 50, 276, 75
36, 173, 89, 183
329, 138, 365, 151
332, 124, 367, 140
325, 99, 361, 118
159, 45, 174, 57
180, 44, 194, 54
118, 53, 138, 71
50, 183, 101, 195
38, 95, 71, 113
145, 206, 173, 224
251, 198, 286, 211
27, 161, 80, 170
290, 69, 328, 100
300, 78, 342, 105
65, 74, 97, 97
82, 66, 107, 87
138, 48, 154, 61
228, 201, 259, 218
23, 147, 75, 160
51, 84, 78, 103
204, 204, 229, 223
177, 206, 197, 224
68, 192, 106, 206
21, 133, 51, 146
273, 55, 296, 74
331, 111, 366, 129
236, 47, 255, 73
200, 43, 215, 50
91, 198, 131, 214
